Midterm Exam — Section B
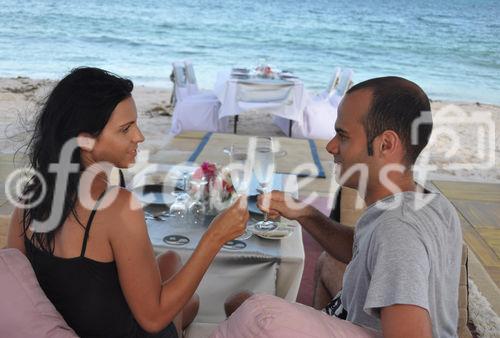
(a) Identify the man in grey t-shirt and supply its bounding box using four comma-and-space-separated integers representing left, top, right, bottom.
214, 76, 462, 338
341, 191, 462, 337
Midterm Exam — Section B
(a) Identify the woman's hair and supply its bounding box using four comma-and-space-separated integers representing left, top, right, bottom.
22, 67, 133, 253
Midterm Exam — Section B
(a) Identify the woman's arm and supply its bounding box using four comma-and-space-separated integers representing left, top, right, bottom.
108, 190, 248, 333
6, 208, 26, 253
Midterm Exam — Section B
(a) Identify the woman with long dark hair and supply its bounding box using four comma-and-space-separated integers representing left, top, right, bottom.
7, 67, 248, 337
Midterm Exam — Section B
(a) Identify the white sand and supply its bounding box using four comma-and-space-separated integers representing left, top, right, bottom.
1, 76, 498, 183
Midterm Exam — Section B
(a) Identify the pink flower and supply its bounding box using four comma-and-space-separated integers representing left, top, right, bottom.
192, 161, 217, 181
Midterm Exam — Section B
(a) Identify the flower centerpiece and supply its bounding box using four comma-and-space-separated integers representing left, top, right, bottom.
256, 64, 275, 78
191, 161, 235, 213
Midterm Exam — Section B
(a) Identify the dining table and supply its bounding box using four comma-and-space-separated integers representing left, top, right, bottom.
131, 132, 338, 326
140, 172, 303, 323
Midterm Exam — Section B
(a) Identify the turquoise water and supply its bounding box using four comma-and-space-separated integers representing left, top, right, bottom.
0, 0, 499, 104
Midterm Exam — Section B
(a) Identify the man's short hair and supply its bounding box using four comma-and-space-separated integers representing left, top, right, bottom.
347, 76, 432, 165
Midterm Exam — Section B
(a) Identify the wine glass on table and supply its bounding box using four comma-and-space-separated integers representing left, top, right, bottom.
227, 145, 253, 240
253, 137, 278, 231
188, 177, 207, 226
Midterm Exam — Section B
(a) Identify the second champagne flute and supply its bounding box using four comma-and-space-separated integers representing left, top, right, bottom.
253, 137, 278, 231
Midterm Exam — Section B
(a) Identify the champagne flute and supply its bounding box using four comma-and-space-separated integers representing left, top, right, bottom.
228, 145, 253, 240
253, 137, 278, 231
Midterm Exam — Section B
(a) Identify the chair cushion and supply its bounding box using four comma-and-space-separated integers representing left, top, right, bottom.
211, 294, 380, 337
0, 248, 78, 338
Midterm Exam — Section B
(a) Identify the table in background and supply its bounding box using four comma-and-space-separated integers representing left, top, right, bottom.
213, 71, 310, 134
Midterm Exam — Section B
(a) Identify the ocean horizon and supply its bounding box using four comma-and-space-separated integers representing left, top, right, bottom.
0, 0, 499, 104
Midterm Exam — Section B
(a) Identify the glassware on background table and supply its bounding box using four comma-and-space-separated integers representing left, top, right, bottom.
253, 137, 278, 231
227, 144, 253, 240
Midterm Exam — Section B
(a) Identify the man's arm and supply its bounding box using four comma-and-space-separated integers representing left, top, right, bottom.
258, 191, 354, 264
381, 304, 433, 338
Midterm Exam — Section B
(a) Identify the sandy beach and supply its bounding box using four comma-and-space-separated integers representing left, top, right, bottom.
1, 76, 498, 183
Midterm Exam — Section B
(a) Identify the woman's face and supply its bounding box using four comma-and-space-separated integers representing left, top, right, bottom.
89, 96, 145, 168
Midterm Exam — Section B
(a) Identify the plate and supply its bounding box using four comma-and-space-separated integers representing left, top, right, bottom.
163, 235, 190, 246
251, 224, 294, 240
223, 239, 247, 250
232, 68, 250, 73
134, 191, 176, 206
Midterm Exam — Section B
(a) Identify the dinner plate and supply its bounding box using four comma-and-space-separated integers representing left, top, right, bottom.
133, 190, 176, 206
232, 68, 250, 74
251, 224, 294, 240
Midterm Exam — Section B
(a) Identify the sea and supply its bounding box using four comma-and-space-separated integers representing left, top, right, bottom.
0, 0, 499, 104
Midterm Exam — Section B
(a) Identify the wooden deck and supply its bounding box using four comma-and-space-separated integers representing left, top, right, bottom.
432, 180, 500, 289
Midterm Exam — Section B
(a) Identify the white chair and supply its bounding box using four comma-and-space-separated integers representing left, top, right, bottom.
333, 68, 354, 98
170, 62, 228, 135
275, 68, 354, 140
184, 61, 220, 100
291, 93, 342, 140
318, 67, 341, 100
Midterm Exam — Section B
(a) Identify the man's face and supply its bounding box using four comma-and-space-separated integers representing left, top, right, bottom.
326, 89, 375, 189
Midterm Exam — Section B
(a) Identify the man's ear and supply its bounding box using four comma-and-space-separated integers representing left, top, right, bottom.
376, 130, 400, 158
77, 133, 96, 152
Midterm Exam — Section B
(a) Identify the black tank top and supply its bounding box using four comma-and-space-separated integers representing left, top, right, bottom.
25, 186, 178, 338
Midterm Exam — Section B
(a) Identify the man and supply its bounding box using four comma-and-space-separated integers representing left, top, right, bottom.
212, 77, 462, 338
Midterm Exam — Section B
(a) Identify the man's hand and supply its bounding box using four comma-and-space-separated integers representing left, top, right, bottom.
258, 190, 354, 264
381, 304, 433, 338
256, 190, 312, 221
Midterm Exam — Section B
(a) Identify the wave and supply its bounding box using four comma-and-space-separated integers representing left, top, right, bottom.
79, 35, 142, 47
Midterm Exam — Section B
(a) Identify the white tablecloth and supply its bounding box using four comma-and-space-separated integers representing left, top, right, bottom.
213, 71, 309, 126
150, 224, 304, 323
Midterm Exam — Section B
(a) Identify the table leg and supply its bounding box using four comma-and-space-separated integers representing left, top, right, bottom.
234, 115, 239, 134
288, 120, 293, 137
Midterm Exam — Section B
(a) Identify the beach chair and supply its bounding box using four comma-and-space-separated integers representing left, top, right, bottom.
170, 62, 229, 135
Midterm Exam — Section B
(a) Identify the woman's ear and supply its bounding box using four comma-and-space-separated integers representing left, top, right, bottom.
77, 133, 96, 152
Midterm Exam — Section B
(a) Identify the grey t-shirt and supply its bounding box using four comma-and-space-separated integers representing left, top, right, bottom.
341, 191, 462, 337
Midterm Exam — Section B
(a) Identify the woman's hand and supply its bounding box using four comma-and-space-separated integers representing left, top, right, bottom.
204, 196, 249, 247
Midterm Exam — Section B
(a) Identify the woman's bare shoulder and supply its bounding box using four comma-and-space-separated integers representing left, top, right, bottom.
99, 187, 147, 235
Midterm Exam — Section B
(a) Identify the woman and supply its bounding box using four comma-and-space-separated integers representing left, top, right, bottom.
7, 67, 248, 337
